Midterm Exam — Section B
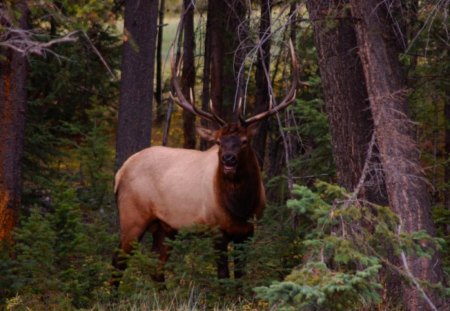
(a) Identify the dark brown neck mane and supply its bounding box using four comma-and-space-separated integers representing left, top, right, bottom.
215, 147, 263, 221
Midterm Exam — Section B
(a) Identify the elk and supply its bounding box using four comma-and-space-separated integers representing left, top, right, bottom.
112, 41, 298, 284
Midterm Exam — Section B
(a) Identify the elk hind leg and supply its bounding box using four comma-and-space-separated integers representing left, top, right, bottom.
151, 221, 175, 282
111, 215, 151, 287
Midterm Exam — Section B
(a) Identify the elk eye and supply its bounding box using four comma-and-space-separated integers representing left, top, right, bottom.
241, 139, 248, 145
216, 140, 221, 146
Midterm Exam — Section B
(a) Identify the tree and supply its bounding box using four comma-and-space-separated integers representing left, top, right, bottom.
306, 0, 402, 303
208, 0, 247, 121
0, 1, 28, 241
181, 0, 196, 149
252, 0, 272, 168
155, 0, 166, 124
199, 0, 213, 150
115, 0, 159, 169
305, 0, 386, 204
350, 0, 447, 309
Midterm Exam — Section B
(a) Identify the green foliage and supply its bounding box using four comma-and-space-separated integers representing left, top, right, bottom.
405, 3, 450, 278
165, 225, 219, 289
111, 214, 302, 308
59, 107, 115, 210
256, 181, 447, 310
22, 0, 120, 210
10, 208, 58, 296
118, 244, 162, 296
289, 96, 333, 181
117, 225, 253, 306
0, 182, 114, 309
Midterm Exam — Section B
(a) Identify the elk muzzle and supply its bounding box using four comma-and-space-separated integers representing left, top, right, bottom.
221, 153, 238, 175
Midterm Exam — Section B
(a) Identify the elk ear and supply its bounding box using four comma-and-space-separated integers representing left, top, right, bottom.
196, 126, 216, 141
246, 122, 260, 137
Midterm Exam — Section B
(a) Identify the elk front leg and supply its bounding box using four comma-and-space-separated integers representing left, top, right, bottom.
232, 231, 253, 279
215, 234, 230, 278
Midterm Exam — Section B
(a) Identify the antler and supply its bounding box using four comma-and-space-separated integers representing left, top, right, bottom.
242, 39, 298, 125
170, 46, 226, 127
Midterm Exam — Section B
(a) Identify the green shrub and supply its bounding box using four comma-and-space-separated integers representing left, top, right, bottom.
255, 181, 447, 310
1, 182, 114, 309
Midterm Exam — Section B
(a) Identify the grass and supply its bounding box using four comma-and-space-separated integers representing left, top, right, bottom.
90, 288, 267, 311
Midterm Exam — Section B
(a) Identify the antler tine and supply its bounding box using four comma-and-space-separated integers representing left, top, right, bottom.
236, 97, 243, 116
236, 97, 246, 124
208, 100, 227, 126
170, 45, 225, 126
243, 39, 299, 125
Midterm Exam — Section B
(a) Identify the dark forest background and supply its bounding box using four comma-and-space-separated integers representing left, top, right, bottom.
1, 0, 449, 310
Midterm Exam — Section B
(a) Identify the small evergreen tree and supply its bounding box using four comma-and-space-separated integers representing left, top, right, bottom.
255, 181, 448, 310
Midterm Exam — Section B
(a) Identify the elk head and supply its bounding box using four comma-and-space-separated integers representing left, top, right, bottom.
195, 122, 259, 177
171, 40, 299, 177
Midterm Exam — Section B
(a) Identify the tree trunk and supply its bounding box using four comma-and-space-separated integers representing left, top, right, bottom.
252, 0, 272, 168
155, 0, 166, 124
182, 0, 196, 149
115, 0, 158, 169
350, 1, 447, 309
444, 49, 450, 235
306, 0, 386, 204
0, 1, 29, 241
200, 0, 212, 150
209, 0, 246, 121
306, 0, 399, 303
445, 81, 450, 235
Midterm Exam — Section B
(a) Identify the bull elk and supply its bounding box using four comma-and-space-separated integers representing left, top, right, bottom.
112, 41, 298, 284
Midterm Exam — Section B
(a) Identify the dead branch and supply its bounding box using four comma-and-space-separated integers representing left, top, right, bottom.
0, 28, 78, 56
342, 133, 377, 209
397, 222, 439, 311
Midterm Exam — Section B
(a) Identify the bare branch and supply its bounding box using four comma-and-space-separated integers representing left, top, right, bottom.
397, 223, 439, 311
0, 28, 78, 56
81, 31, 117, 80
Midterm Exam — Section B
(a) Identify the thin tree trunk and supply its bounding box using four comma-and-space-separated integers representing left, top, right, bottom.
0, 1, 29, 241
252, 0, 272, 168
115, 0, 158, 169
162, 97, 173, 147
443, 48, 450, 235
267, 5, 296, 198
182, 0, 196, 149
209, 0, 246, 121
350, 1, 447, 309
209, 0, 224, 119
285, 2, 299, 198
155, 0, 166, 124
200, 1, 212, 150
445, 85, 450, 235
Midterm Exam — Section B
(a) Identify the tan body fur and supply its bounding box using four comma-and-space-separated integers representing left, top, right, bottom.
115, 144, 265, 255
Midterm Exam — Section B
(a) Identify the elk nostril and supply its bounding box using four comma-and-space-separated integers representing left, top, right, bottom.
222, 154, 237, 166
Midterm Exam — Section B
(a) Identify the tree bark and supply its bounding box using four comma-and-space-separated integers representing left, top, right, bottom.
306, 0, 386, 204
115, 0, 158, 169
252, 0, 272, 168
209, 0, 246, 121
182, 0, 196, 149
350, 1, 447, 309
306, 0, 400, 303
0, 1, 29, 241
445, 85, 450, 235
200, 0, 213, 150
155, 0, 166, 124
